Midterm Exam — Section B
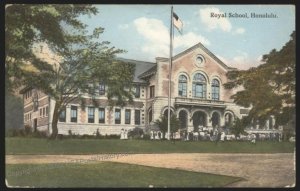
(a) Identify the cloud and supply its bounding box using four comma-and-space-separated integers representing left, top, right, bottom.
118, 24, 129, 30
133, 17, 169, 57
133, 17, 210, 58
174, 32, 210, 48
199, 7, 246, 35
217, 52, 262, 70
233, 27, 245, 34
199, 7, 232, 32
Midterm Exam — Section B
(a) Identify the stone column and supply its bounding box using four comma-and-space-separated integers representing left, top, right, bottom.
206, 112, 212, 128
121, 108, 125, 125
256, 120, 260, 130
131, 109, 135, 126
95, 108, 99, 124
66, 105, 71, 123
187, 112, 194, 132
265, 119, 269, 130
271, 116, 276, 129
220, 113, 225, 127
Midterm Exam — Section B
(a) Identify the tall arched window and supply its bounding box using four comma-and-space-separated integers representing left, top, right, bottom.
192, 73, 206, 98
211, 79, 220, 100
178, 75, 187, 97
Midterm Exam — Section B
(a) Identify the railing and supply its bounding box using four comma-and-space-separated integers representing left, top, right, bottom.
175, 97, 225, 106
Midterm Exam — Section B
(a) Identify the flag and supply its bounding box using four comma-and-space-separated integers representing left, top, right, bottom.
173, 12, 183, 34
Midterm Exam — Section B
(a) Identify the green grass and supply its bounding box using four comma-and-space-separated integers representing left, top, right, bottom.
6, 162, 242, 187
6, 137, 295, 155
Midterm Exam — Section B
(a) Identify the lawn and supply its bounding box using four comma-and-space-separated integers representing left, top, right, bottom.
6, 137, 295, 155
6, 162, 242, 187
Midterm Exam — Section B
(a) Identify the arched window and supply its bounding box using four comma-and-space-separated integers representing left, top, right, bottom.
225, 113, 233, 125
211, 79, 220, 100
178, 75, 187, 97
212, 112, 220, 128
192, 73, 206, 98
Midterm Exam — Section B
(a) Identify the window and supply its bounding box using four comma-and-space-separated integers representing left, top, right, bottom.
30, 113, 32, 120
43, 107, 45, 117
33, 92, 39, 112
192, 73, 206, 98
196, 55, 205, 67
99, 108, 105, 123
40, 108, 42, 117
148, 108, 152, 124
134, 85, 140, 98
71, 106, 77, 122
178, 75, 187, 97
59, 107, 66, 122
150, 85, 155, 98
125, 109, 131, 124
25, 90, 32, 100
115, 109, 121, 124
99, 82, 105, 95
46, 106, 48, 116
88, 107, 95, 123
135, 110, 140, 125
211, 79, 220, 100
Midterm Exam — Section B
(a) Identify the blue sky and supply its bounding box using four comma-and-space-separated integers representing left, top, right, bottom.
79, 5, 295, 69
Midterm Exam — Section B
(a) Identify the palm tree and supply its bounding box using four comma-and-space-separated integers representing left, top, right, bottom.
155, 115, 181, 140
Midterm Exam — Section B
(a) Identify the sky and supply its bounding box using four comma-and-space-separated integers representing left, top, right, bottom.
79, 5, 295, 70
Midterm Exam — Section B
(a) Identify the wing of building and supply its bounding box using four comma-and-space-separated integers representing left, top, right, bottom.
20, 42, 279, 136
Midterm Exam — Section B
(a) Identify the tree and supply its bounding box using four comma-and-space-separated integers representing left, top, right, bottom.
229, 118, 248, 138
6, 5, 135, 139
155, 114, 181, 139
224, 31, 295, 127
5, 93, 24, 131
5, 4, 98, 92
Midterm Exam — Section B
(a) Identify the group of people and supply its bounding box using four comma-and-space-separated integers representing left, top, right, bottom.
120, 129, 128, 140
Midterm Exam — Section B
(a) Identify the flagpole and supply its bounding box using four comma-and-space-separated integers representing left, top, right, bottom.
167, 6, 173, 141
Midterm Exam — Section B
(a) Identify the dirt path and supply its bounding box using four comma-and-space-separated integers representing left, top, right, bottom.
6, 153, 295, 187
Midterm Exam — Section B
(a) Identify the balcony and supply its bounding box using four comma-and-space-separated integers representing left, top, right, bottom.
175, 97, 226, 108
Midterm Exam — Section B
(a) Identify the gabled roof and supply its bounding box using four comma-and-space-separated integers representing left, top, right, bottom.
156, 42, 237, 71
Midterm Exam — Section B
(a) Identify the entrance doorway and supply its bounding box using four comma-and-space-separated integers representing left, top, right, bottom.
192, 111, 206, 131
178, 110, 188, 129
211, 112, 220, 128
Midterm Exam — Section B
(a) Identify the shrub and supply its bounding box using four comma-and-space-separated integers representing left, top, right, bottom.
142, 134, 151, 140
32, 131, 48, 138
96, 129, 101, 138
24, 125, 32, 135
128, 127, 144, 139
5, 128, 17, 137
80, 134, 95, 139
105, 134, 121, 139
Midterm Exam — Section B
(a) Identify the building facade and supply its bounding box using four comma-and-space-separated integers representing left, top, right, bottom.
21, 42, 276, 136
